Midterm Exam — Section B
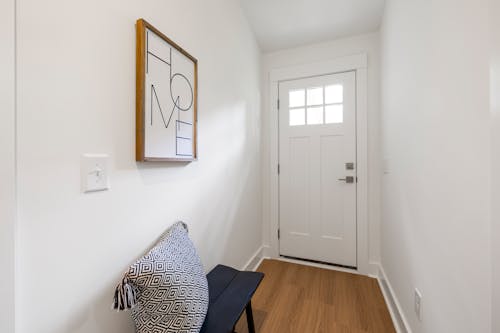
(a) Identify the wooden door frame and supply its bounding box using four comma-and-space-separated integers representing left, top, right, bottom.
267, 53, 374, 276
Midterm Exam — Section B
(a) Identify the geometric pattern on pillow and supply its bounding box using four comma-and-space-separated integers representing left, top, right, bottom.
114, 221, 209, 333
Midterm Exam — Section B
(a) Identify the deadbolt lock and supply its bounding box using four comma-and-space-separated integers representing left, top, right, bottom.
345, 162, 355, 170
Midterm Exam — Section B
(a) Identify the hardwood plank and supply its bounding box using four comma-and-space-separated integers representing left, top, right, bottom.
235, 259, 395, 333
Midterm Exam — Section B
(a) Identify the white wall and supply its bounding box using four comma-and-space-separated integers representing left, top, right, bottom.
261, 33, 382, 265
0, 0, 16, 333
0, 0, 16, 332
15, 0, 262, 332
380, 1, 491, 332
490, 0, 500, 330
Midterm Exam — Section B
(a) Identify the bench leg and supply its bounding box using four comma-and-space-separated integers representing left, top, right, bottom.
245, 301, 256, 333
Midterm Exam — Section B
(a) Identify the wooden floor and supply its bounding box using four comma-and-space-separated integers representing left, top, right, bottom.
235, 259, 395, 333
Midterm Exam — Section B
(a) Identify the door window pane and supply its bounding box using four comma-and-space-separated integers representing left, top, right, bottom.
307, 106, 323, 125
289, 90, 305, 108
290, 108, 305, 126
287, 84, 345, 126
325, 105, 343, 124
307, 87, 323, 106
325, 85, 343, 104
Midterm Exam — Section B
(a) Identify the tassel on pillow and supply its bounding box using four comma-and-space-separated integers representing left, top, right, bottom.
113, 277, 137, 311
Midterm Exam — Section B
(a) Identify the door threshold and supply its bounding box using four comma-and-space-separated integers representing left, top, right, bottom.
278, 255, 360, 275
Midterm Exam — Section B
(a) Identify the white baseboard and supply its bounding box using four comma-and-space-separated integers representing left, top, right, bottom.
241, 245, 265, 271
251, 255, 268, 271
377, 264, 412, 333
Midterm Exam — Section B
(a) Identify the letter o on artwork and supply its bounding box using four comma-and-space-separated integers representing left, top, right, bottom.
170, 73, 194, 112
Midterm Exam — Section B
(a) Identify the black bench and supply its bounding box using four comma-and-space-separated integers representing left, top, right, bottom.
200, 265, 264, 333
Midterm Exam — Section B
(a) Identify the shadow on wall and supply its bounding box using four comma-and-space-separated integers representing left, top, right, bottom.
58, 100, 260, 333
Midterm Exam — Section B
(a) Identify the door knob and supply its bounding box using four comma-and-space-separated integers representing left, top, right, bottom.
338, 176, 354, 184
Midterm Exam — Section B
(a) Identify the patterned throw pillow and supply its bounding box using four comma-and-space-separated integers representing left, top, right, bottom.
113, 222, 209, 333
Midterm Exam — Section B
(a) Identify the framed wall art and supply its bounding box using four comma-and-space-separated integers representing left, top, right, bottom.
136, 19, 198, 162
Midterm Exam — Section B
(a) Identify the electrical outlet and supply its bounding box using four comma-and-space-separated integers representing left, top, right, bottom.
414, 288, 423, 321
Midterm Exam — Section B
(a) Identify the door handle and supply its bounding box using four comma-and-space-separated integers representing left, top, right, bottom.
338, 176, 355, 184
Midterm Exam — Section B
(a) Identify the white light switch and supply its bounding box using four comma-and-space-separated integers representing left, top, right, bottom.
81, 154, 110, 193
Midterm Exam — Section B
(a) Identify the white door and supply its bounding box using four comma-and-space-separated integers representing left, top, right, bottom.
279, 71, 357, 267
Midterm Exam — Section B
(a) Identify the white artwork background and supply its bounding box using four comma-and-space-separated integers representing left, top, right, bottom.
144, 29, 195, 158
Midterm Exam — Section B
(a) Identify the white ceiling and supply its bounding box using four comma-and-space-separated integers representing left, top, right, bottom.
240, 0, 385, 52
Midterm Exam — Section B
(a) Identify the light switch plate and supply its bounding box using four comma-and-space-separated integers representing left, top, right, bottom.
81, 154, 110, 193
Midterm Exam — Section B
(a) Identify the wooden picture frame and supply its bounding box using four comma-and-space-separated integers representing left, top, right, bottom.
136, 18, 198, 162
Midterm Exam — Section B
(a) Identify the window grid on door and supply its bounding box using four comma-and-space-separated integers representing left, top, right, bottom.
289, 85, 343, 126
